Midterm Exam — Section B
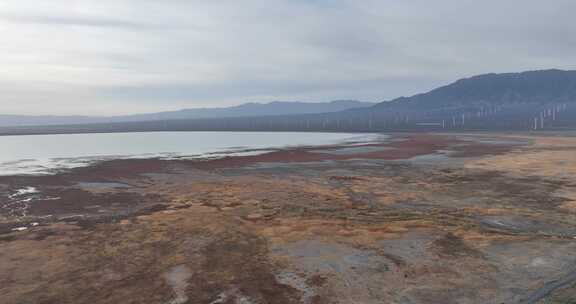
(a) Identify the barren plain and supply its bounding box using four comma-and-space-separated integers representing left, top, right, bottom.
1, 132, 575, 304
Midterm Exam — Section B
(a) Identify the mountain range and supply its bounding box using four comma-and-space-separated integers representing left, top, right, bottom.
374, 69, 576, 110
0, 100, 375, 127
356, 69, 576, 130
0, 69, 574, 135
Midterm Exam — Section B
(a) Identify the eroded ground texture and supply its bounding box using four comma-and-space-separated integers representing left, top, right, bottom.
1, 132, 576, 304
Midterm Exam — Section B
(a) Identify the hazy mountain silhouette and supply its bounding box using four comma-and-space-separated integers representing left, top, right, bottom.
0, 100, 374, 127
119, 100, 374, 122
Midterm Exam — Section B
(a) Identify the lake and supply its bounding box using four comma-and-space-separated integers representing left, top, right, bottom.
0, 131, 378, 175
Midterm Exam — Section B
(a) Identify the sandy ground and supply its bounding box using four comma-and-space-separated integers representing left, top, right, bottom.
466, 135, 576, 213
1, 132, 575, 304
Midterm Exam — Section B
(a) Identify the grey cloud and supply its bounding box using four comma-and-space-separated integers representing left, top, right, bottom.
0, 0, 575, 115
0, 14, 160, 29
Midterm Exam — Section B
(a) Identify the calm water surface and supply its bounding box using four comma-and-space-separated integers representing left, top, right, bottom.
0, 132, 378, 175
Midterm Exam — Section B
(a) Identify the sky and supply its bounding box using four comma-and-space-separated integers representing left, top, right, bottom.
0, 0, 575, 116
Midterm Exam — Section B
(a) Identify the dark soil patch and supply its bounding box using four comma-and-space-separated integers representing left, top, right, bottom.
432, 233, 483, 258
28, 189, 161, 217
450, 143, 520, 158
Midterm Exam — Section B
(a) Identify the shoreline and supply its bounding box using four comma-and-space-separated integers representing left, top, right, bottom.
0, 133, 521, 231
0, 131, 380, 176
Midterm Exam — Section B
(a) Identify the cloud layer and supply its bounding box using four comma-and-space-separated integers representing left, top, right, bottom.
0, 0, 575, 115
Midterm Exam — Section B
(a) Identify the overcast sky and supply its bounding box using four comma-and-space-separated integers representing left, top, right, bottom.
0, 0, 575, 115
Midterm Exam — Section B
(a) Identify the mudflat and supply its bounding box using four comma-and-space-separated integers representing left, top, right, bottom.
1, 132, 575, 304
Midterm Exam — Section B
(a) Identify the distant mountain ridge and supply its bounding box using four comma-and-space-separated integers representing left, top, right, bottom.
339, 69, 576, 131
120, 100, 374, 122
373, 69, 576, 110
0, 100, 374, 127
0, 69, 575, 134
